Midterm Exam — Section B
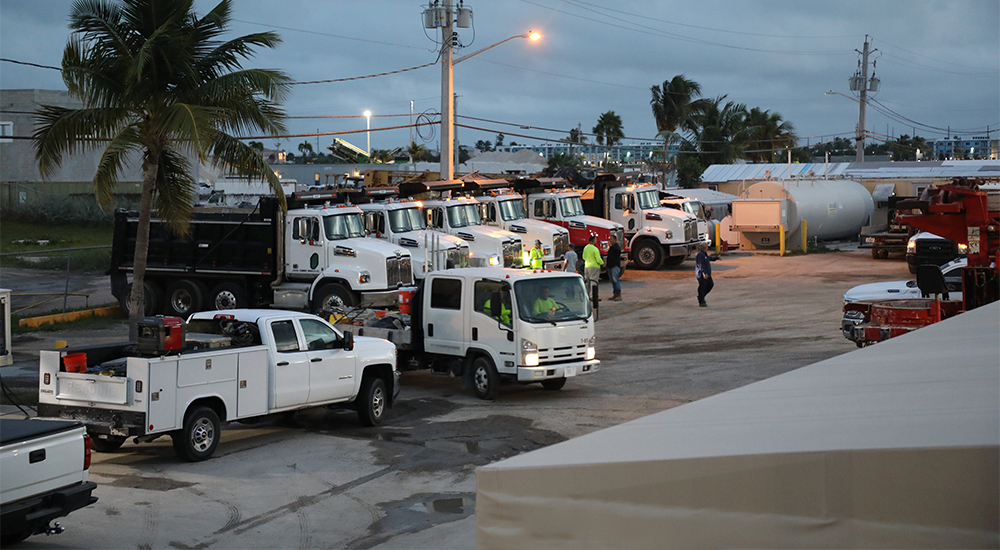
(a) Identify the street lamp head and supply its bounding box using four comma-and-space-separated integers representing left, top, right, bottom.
527, 31, 541, 41
364, 110, 371, 118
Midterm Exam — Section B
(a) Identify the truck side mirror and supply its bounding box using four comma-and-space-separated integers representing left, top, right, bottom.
343, 331, 354, 351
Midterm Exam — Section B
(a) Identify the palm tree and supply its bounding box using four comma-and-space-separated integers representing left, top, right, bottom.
370, 149, 394, 163
745, 107, 797, 162
693, 96, 752, 165
248, 141, 264, 152
34, 0, 290, 338
592, 111, 624, 147
650, 75, 710, 182
298, 141, 314, 158
407, 141, 427, 163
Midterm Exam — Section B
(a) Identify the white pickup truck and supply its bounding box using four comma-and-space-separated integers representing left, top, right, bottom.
37, 310, 398, 462
0, 418, 98, 545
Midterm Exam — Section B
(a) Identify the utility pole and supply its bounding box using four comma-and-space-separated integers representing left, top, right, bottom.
850, 35, 878, 162
454, 93, 460, 169
409, 100, 414, 164
440, 0, 455, 180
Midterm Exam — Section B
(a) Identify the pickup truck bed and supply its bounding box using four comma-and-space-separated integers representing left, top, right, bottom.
1, 419, 97, 544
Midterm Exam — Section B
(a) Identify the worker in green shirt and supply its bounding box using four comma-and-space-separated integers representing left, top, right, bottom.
582, 235, 603, 292
483, 297, 511, 325
532, 285, 558, 318
529, 240, 545, 269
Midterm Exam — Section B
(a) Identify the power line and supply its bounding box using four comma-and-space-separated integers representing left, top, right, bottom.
0, 58, 60, 70
232, 19, 427, 51
290, 59, 438, 85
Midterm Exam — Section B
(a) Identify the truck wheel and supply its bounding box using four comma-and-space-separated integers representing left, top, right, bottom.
356, 376, 386, 427
661, 254, 687, 267
120, 281, 161, 317
209, 282, 246, 310
632, 240, 662, 270
872, 248, 888, 260
172, 406, 220, 462
472, 356, 500, 400
312, 283, 357, 313
89, 433, 126, 452
164, 279, 206, 316
541, 377, 567, 391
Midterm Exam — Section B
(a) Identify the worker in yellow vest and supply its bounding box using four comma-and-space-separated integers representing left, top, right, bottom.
529, 240, 545, 269
582, 235, 604, 292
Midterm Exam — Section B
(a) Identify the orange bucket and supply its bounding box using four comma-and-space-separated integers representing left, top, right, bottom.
63, 352, 87, 373
398, 286, 417, 314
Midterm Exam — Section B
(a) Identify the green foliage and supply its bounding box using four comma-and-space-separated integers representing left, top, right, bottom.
547, 152, 580, 170
2, 195, 137, 226
0, 218, 114, 271
592, 111, 624, 147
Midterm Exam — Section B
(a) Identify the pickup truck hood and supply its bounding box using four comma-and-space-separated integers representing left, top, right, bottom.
843, 280, 924, 303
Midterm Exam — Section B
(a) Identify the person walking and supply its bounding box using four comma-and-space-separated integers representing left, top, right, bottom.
607, 235, 622, 301
695, 243, 719, 307
529, 239, 545, 269
582, 235, 603, 295
563, 247, 579, 274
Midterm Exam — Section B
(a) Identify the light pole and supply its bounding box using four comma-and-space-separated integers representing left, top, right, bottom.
436, 2, 540, 179
364, 110, 372, 156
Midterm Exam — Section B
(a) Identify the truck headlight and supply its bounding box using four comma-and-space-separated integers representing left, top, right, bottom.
958, 243, 969, 254
542, 245, 552, 255
586, 335, 596, 360
522, 338, 539, 367
358, 271, 371, 284
907, 240, 916, 252
664, 230, 673, 239
489, 255, 501, 266
600, 241, 609, 251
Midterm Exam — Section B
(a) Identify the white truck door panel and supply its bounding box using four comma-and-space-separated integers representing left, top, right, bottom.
237, 348, 269, 417
268, 319, 311, 409
147, 358, 178, 431
298, 318, 357, 402
423, 277, 466, 355
471, 279, 515, 374
286, 215, 324, 276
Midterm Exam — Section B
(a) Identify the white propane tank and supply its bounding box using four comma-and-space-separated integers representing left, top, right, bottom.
735, 179, 874, 249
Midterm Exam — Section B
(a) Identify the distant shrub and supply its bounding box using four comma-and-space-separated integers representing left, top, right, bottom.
3, 195, 139, 226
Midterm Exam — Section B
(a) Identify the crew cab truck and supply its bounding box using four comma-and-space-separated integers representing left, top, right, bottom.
110, 192, 413, 317
1, 418, 97, 545
357, 196, 471, 278
353, 268, 599, 400
398, 180, 524, 269
512, 178, 625, 264
466, 178, 571, 270
659, 192, 713, 246
580, 175, 701, 270
37, 310, 398, 462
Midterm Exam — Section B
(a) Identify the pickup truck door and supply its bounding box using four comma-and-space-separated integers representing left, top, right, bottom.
268, 319, 311, 409
298, 318, 357, 402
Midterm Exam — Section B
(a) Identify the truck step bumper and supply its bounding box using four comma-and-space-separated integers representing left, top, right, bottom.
517, 360, 600, 381
360, 290, 400, 308
0, 481, 98, 536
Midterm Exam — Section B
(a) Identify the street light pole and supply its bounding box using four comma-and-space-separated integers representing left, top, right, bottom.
364, 110, 372, 156
440, 0, 455, 180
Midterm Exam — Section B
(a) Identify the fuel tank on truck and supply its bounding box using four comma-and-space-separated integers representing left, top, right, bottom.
730, 179, 874, 250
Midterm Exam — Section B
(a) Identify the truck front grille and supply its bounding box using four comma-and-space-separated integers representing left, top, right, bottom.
447, 247, 469, 269
537, 344, 588, 366
553, 233, 570, 259
503, 241, 522, 268
386, 256, 413, 286
684, 220, 697, 242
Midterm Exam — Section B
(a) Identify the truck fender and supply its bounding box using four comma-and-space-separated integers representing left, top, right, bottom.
177, 395, 228, 429
464, 347, 506, 375
358, 364, 396, 407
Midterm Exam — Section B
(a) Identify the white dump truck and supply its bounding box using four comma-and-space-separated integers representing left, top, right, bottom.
351, 268, 599, 400
37, 310, 398, 462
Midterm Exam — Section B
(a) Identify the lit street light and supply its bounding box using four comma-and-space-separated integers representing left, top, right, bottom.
364, 110, 372, 156
436, 0, 541, 180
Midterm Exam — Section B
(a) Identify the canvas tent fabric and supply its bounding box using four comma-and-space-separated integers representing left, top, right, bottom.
476, 302, 1000, 549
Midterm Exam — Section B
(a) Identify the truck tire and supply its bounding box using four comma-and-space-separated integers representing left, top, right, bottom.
472, 356, 500, 400
356, 376, 387, 427
209, 282, 247, 310
164, 279, 206, 316
662, 254, 687, 267
172, 406, 220, 462
632, 240, 662, 270
89, 433, 126, 453
119, 281, 161, 317
541, 377, 567, 391
312, 283, 357, 313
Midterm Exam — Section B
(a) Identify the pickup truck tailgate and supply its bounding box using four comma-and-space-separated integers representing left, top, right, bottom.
0, 419, 90, 504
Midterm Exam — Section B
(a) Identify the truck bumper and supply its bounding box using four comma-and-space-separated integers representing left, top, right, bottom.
517, 359, 600, 382
543, 259, 567, 271
360, 290, 400, 308
841, 310, 866, 340
668, 242, 698, 257
0, 481, 98, 538
37, 404, 147, 437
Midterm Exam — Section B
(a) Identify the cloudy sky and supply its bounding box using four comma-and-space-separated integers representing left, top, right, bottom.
1, 0, 997, 156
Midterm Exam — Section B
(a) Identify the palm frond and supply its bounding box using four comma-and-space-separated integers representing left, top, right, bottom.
153, 147, 197, 236
34, 106, 134, 178
93, 125, 143, 210
207, 132, 286, 210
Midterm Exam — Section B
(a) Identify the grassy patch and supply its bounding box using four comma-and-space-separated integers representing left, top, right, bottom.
785, 242, 841, 256
0, 220, 113, 271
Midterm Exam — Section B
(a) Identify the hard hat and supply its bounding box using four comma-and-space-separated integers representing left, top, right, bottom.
534, 239, 542, 245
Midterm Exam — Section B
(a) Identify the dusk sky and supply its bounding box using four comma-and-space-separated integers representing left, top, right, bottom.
2, 0, 997, 156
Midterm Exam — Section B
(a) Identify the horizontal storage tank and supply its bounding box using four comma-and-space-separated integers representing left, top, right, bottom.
731, 179, 874, 250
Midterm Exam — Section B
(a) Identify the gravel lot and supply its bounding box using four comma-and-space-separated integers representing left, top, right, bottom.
0, 249, 909, 549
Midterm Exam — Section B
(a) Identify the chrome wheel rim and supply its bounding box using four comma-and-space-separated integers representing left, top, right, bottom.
215, 290, 237, 309
371, 386, 385, 419
638, 247, 656, 265
171, 290, 194, 313
474, 366, 489, 394
190, 417, 214, 453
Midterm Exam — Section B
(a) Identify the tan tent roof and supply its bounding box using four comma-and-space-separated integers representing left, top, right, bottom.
477, 302, 1000, 549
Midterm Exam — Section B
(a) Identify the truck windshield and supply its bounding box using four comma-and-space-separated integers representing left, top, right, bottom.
497, 199, 526, 221
636, 190, 660, 210
559, 196, 585, 217
388, 207, 425, 233
447, 204, 482, 228
684, 200, 706, 219
514, 276, 591, 324
323, 213, 366, 240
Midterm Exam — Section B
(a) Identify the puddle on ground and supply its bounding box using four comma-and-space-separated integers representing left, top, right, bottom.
346, 493, 475, 550
104, 474, 195, 491
423, 439, 505, 453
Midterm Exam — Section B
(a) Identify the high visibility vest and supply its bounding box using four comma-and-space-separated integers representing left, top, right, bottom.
529, 247, 544, 269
